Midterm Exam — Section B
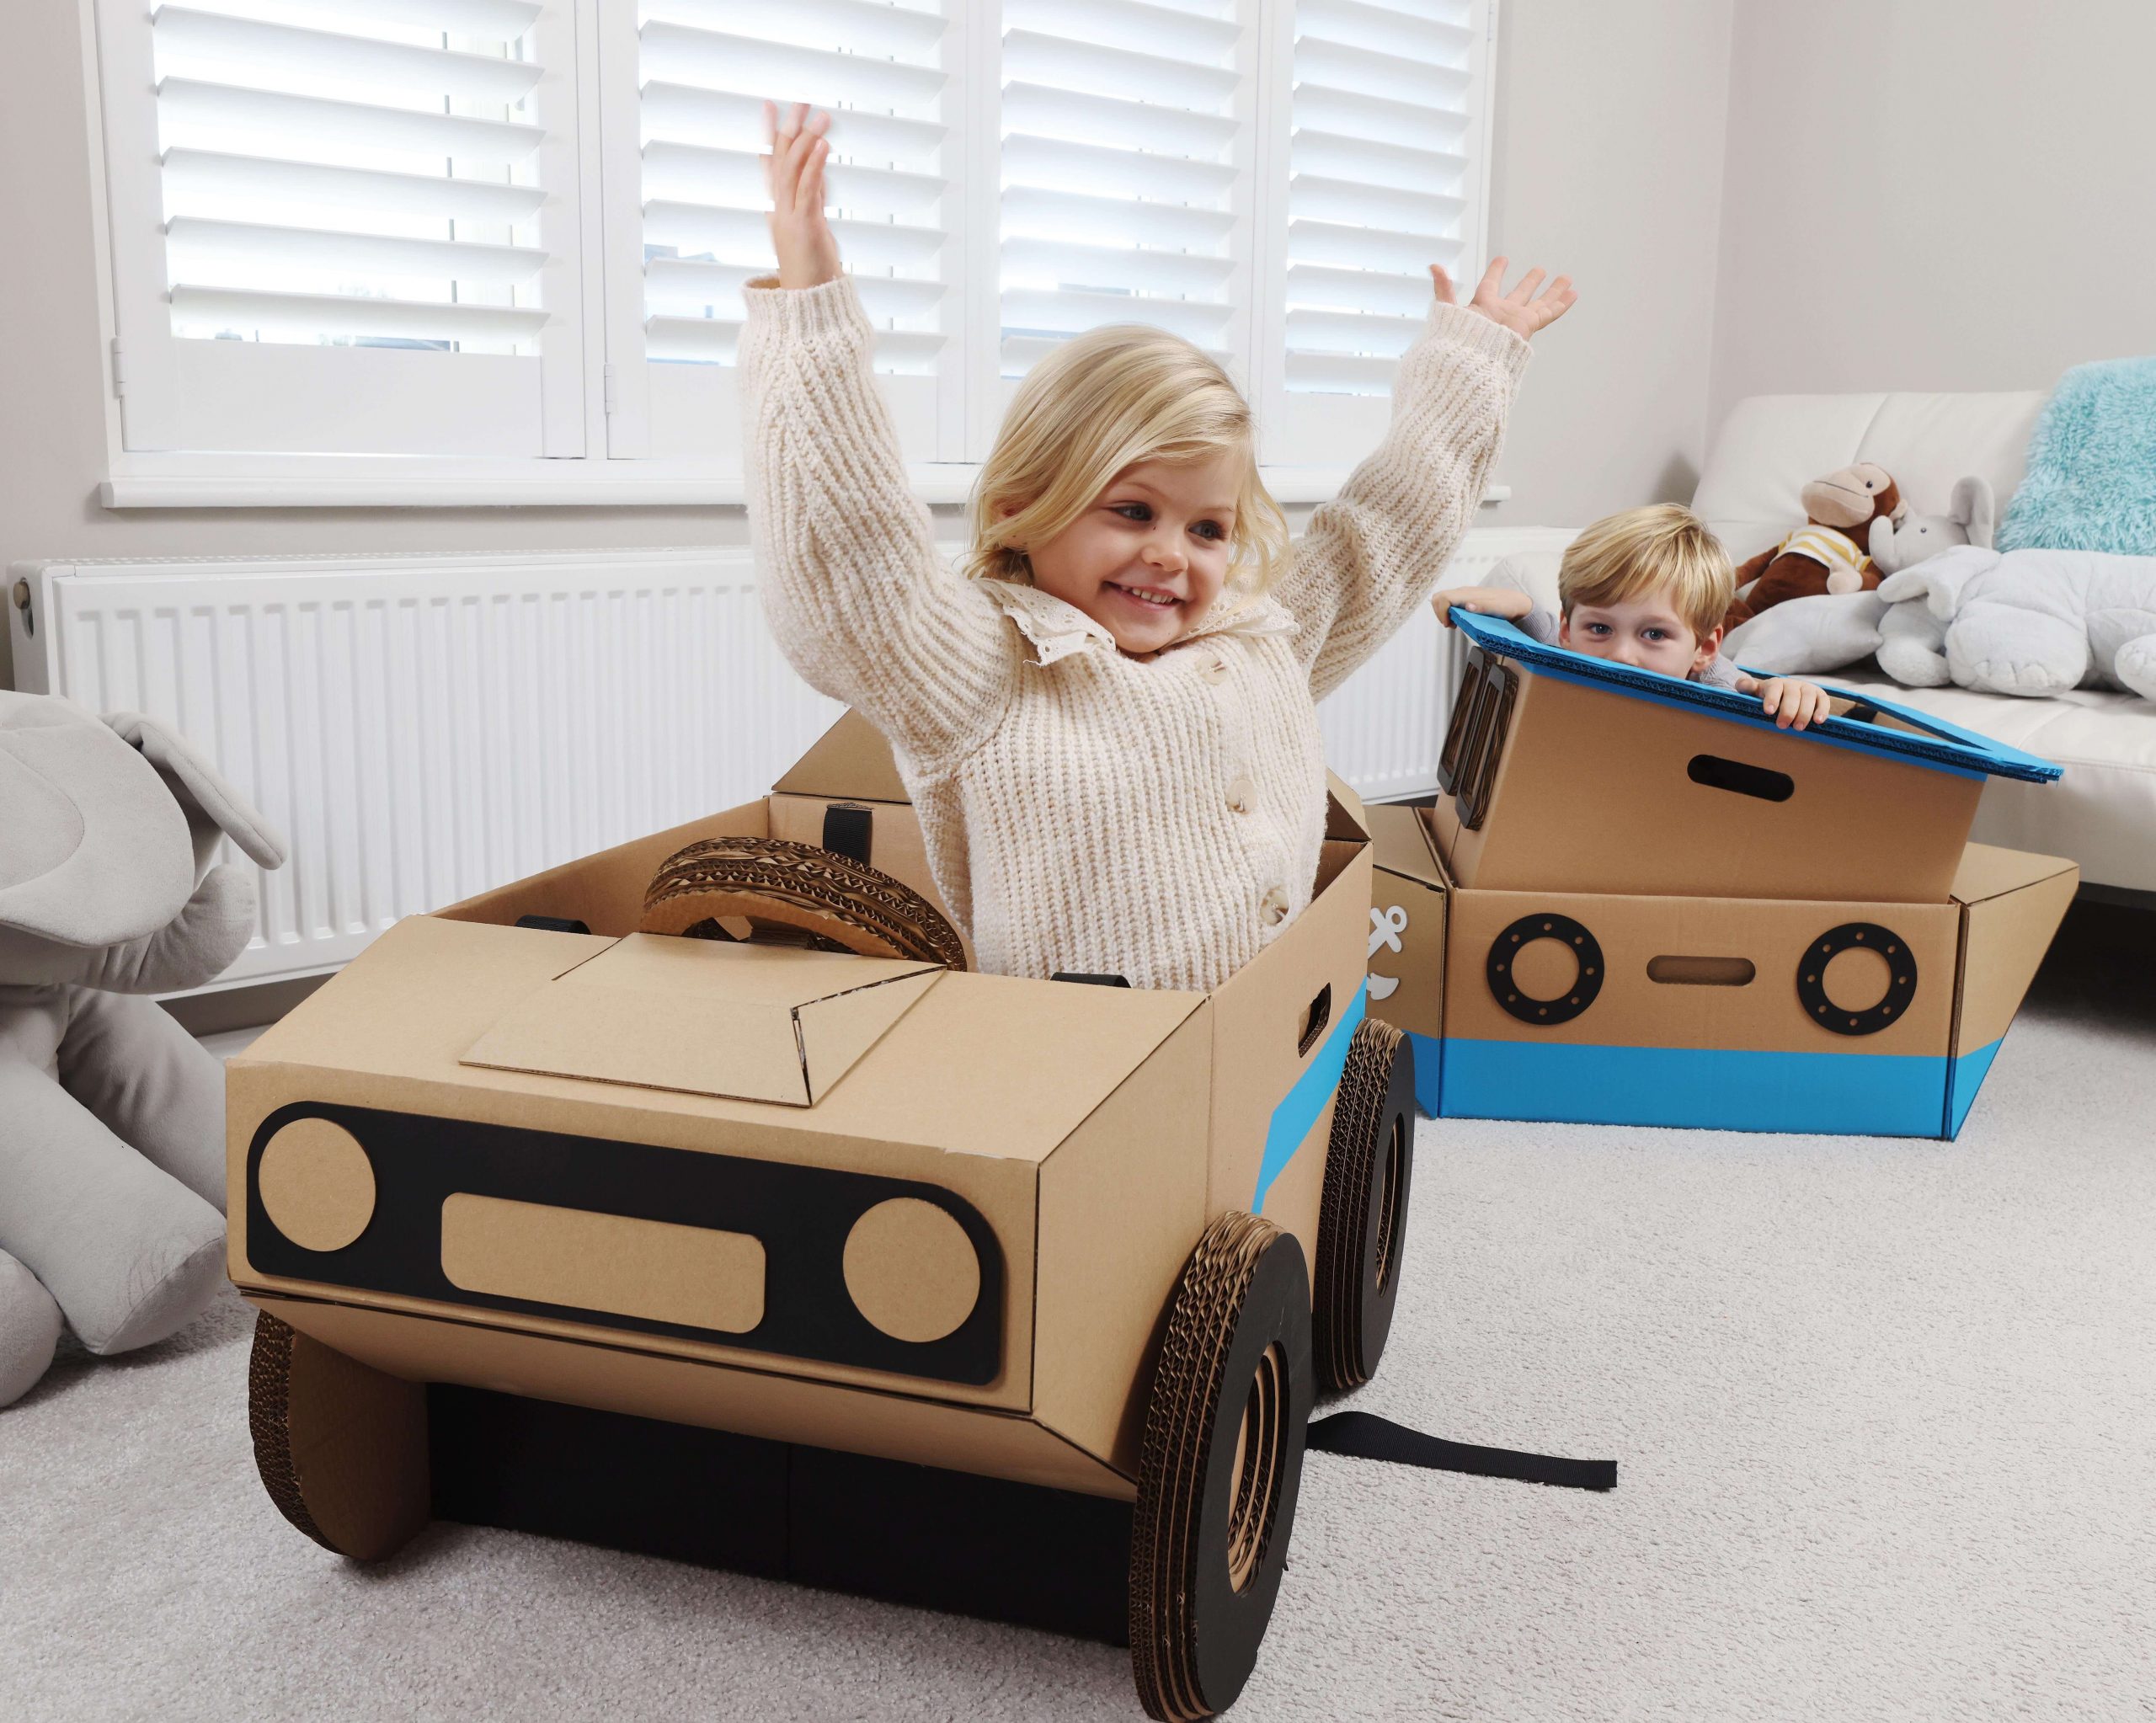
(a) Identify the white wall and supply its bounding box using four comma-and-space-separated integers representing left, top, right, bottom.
1709, 0, 2156, 429
1483, 0, 1737, 525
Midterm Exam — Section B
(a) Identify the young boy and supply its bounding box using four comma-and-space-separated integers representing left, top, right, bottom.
1433, 503, 1833, 730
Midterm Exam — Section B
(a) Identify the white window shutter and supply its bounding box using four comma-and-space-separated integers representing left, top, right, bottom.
996, 0, 1251, 383
93, 0, 589, 458
606, 0, 962, 467
1283, 0, 1489, 397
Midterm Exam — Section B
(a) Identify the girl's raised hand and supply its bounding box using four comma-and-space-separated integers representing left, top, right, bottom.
1432, 258, 1577, 341
762, 100, 841, 290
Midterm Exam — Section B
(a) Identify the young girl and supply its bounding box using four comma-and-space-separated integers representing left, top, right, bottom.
748, 103, 1573, 991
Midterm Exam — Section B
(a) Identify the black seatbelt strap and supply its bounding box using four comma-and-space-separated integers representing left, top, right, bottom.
1306, 1410, 1617, 1491
822, 805, 873, 866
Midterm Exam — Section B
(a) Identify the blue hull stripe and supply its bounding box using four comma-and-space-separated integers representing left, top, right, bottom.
1253, 980, 1368, 1214
1948, 1038, 2003, 1137
1408, 1031, 1443, 1118
1441, 1038, 1951, 1138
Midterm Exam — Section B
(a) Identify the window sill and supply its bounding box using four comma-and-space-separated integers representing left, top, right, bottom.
99, 468, 1513, 511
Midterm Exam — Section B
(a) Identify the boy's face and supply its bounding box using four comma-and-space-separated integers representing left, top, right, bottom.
1025, 451, 1242, 656
1561, 596, 1722, 678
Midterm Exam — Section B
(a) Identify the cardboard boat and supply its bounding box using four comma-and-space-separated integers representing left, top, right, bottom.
1364, 612, 2076, 1139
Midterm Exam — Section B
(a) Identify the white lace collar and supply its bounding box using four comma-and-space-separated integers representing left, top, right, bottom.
977, 579, 1299, 668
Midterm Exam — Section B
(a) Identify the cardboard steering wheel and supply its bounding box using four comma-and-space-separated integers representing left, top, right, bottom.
641, 836, 968, 970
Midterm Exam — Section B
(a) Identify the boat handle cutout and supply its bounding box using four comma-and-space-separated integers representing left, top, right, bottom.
1646, 956, 1757, 986
1687, 755, 1794, 802
1298, 984, 1332, 1058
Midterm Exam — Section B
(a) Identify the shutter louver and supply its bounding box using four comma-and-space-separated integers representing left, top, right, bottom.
998, 0, 1246, 378
151, 0, 554, 354
636, 0, 953, 376
1286, 0, 1481, 395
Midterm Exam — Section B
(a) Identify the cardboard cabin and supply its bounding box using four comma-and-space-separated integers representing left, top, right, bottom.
227, 712, 1376, 1504
1364, 612, 2075, 1139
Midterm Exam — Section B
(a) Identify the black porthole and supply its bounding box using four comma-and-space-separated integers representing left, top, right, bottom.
1486, 913, 1604, 1027
1796, 921, 1919, 1038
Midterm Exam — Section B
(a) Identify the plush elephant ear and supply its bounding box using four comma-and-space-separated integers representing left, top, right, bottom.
1952, 476, 1997, 551
1868, 515, 1900, 573
100, 712, 288, 872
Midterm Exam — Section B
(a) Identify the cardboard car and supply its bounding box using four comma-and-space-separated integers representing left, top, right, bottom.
1365, 612, 2076, 1138
229, 714, 1417, 1721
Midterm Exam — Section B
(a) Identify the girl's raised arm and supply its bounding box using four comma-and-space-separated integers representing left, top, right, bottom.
743, 104, 1016, 777
1277, 259, 1574, 701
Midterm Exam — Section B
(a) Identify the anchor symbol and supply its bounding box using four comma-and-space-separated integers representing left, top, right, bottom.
1366, 904, 1407, 1001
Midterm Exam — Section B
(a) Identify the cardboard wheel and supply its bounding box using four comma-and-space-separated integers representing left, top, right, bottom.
248, 1310, 430, 1560
1130, 1214, 1313, 1722
1313, 1018, 1416, 1393
640, 836, 967, 969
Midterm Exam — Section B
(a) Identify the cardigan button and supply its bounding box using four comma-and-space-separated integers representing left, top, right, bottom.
1226, 776, 1256, 814
1198, 656, 1230, 685
1259, 886, 1290, 927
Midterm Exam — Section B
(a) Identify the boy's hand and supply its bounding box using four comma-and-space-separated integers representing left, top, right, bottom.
1736, 673, 1834, 730
763, 101, 841, 290
1433, 585, 1534, 627
1433, 258, 1577, 341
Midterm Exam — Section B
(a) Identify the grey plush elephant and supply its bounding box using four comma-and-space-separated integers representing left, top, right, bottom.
0, 691, 286, 1406
1875, 545, 2156, 700
1871, 477, 1996, 686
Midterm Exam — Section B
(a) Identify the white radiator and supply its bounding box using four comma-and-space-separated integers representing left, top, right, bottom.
9, 531, 1574, 990
9, 549, 842, 988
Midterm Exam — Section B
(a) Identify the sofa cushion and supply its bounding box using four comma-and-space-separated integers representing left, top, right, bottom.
1693, 389, 2047, 565
1827, 664, 2156, 894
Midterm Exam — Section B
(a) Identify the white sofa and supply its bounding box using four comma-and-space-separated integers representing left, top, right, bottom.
1490, 391, 2156, 895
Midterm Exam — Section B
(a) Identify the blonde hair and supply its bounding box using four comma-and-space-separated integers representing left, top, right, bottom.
1557, 504, 1735, 637
961, 325, 1290, 595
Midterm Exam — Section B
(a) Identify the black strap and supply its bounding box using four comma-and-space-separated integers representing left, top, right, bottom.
1306, 1411, 1616, 1491
822, 805, 873, 866
514, 915, 591, 936
1051, 972, 1131, 988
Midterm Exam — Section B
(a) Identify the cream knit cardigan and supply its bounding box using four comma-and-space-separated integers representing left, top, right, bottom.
742, 276, 1529, 992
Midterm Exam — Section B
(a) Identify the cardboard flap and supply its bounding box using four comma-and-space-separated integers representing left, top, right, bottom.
1323, 772, 1369, 842
772, 711, 911, 803
1949, 842, 2078, 906
1365, 803, 1445, 887
1951, 855, 2078, 1057
1450, 609, 2063, 783
461, 935, 942, 1106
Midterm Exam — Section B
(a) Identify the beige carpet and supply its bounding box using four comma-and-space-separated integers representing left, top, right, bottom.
3, 901, 2151, 1721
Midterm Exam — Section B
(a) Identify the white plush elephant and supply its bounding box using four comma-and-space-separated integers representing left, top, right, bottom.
1870, 478, 1996, 686
1876, 545, 2156, 701
0, 692, 286, 1406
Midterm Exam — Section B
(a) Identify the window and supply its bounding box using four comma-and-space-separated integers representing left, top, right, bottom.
995, 0, 1251, 383
85, 0, 1495, 499
598, 0, 966, 467
94, 0, 588, 461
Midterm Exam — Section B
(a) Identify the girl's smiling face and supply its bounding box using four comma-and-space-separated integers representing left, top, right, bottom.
1022, 451, 1244, 656
1561, 595, 1722, 678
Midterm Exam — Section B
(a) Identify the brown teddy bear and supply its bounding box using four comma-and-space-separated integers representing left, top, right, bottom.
1721, 462, 1905, 631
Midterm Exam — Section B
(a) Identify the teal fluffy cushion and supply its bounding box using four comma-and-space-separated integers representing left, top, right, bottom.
1999, 355, 2156, 557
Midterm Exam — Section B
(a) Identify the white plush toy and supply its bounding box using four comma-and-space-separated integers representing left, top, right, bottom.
1870, 478, 1996, 685
1723, 477, 1996, 677
1876, 544, 2156, 701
